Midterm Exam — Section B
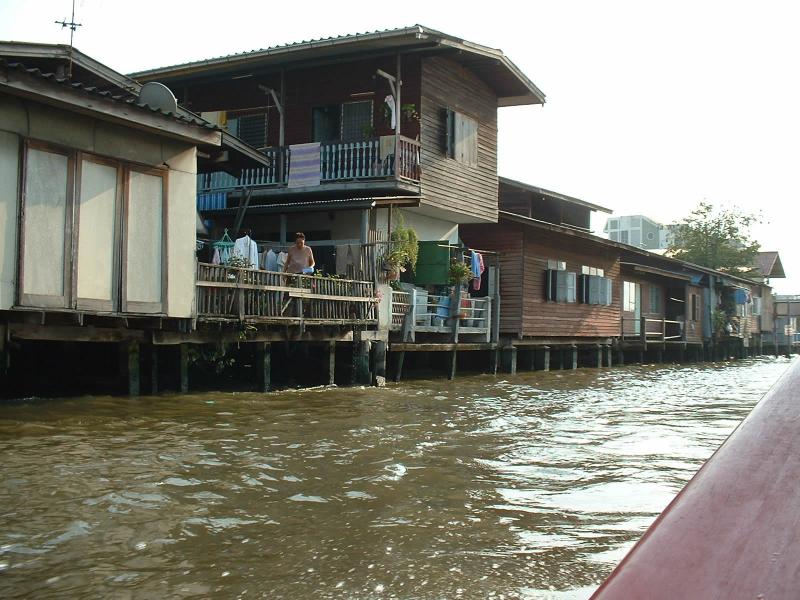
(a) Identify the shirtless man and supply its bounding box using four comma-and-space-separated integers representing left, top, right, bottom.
284, 232, 315, 274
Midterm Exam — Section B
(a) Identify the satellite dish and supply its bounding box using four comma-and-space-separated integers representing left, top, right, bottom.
139, 81, 178, 113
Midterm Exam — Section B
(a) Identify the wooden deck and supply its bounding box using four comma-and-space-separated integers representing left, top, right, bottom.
196, 263, 378, 327
390, 289, 492, 341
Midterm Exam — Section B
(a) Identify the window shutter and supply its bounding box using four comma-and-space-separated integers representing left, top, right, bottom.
566, 272, 577, 303
444, 109, 455, 158
588, 275, 600, 304
603, 278, 613, 306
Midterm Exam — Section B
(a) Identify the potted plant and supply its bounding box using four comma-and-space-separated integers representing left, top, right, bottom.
383, 209, 419, 280
449, 260, 474, 287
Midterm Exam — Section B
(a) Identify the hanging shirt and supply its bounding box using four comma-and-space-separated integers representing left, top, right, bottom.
264, 249, 278, 272
276, 251, 288, 272
234, 235, 259, 269
212, 248, 221, 265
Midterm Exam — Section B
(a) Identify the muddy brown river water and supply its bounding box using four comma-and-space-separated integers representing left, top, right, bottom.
0, 357, 794, 599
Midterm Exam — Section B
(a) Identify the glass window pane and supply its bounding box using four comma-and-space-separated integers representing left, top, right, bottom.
77, 161, 117, 302
126, 171, 163, 305
23, 148, 68, 298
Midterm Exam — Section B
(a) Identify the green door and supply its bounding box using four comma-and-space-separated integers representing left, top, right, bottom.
414, 241, 451, 285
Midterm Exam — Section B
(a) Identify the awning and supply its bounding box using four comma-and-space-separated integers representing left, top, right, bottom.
198, 195, 420, 215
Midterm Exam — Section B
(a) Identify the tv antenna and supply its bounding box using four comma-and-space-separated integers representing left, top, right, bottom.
54, 0, 82, 79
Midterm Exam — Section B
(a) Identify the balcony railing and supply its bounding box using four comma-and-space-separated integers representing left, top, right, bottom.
621, 317, 685, 343
390, 289, 492, 341
197, 135, 421, 198
196, 263, 378, 326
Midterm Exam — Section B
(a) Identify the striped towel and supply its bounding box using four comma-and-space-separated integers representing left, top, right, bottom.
288, 142, 321, 188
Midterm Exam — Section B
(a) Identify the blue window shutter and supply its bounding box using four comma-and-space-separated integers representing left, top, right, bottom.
566, 272, 577, 303
589, 275, 600, 304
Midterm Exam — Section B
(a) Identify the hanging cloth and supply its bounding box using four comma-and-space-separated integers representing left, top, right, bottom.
234, 234, 259, 269
212, 229, 235, 265
384, 95, 397, 129
471, 250, 485, 291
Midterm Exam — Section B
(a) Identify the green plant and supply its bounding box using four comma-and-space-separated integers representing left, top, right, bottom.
449, 260, 474, 285
385, 208, 419, 275
389, 279, 403, 291
226, 254, 253, 270
401, 103, 419, 123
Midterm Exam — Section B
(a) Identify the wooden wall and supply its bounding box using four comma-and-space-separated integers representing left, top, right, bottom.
460, 222, 523, 334
420, 56, 498, 223
520, 228, 621, 338
686, 284, 704, 343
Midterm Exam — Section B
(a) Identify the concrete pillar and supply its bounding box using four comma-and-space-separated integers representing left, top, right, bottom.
542, 346, 550, 372
504, 346, 517, 375
638, 350, 645, 365
354, 340, 371, 385
596, 344, 603, 368
179, 344, 189, 393
656, 348, 664, 364
448, 350, 457, 380
528, 347, 536, 371
617, 348, 625, 366
126, 341, 140, 396
326, 341, 336, 386
604, 345, 613, 367
373, 341, 387, 386
257, 342, 271, 392
488, 349, 499, 375
394, 351, 405, 382
150, 344, 159, 394
571, 346, 578, 370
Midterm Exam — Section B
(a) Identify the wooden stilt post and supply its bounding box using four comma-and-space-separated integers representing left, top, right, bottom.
448, 350, 457, 380
326, 341, 336, 386
258, 342, 271, 392
374, 341, 387, 386
150, 344, 159, 394
528, 347, 536, 371
605, 345, 613, 367
596, 344, 603, 368
542, 346, 550, 372
127, 341, 140, 396
638, 350, 645, 364
394, 351, 405, 382
656, 348, 664, 364
571, 345, 578, 370
617, 347, 625, 366
179, 344, 189, 393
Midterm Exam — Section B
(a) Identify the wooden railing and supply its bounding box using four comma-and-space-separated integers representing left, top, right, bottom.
196, 136, 421, 200
621, 317, 685, 344
391, 290, 492, 341
196, 263, 377, 325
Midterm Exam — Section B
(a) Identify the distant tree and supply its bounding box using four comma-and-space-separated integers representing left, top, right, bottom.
667, 202, 761, 275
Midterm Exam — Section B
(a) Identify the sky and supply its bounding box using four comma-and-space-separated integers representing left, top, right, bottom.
2, 0, 799, 292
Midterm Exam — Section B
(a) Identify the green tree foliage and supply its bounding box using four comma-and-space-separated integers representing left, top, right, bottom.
668, 202, 761, 275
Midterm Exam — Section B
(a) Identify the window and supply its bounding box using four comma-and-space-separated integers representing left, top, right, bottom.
445, 109, 478, 166
623, 281, 640, 313
341, 101, 373, 141
582, 265, 604, 277
227, 112, 268, 149
18, 142, 166, 314
620, 230, 629, 244
547, 259, 566, 271
649, 285, 661, 313
580, 274, 612, 305
546, 268, 576, 303
609, 232, 619, 241
691, 294, 700, 322
751, 297, 762, 316
312, 105, 341, 143
607, 219, 619, 230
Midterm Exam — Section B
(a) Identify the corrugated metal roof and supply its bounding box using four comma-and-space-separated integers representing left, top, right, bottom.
1, 59, 217, 130
129, 25, 545, 106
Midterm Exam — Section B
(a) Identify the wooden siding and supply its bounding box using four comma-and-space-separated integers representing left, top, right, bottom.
420, 56, 498, 223
619, 275, 667, 337
460, 223, 523, 334
520, 228, 621, 338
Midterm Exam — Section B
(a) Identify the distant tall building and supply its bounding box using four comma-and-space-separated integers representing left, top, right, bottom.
603, 215, 673, 249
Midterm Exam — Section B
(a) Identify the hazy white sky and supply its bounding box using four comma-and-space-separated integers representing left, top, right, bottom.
2, 0, 798, 292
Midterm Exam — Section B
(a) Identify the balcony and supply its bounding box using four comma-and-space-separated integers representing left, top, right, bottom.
197, 136, 421, 207
196, 263, 378, 327
390, 289, 493, 342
